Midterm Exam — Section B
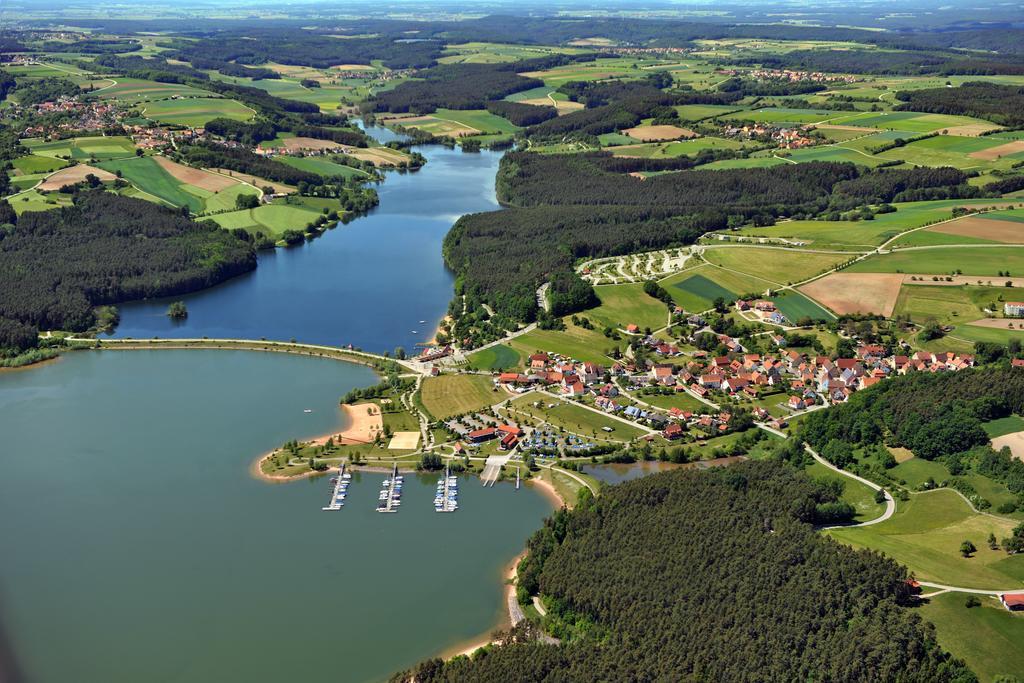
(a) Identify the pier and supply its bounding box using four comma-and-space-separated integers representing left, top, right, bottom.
322, 463, 351, 511
480, 453, 512, 487
377, 464, 402, 513
435, 466, 458, 513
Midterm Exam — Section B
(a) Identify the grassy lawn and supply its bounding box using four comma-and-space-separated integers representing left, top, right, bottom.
466, 344, 524, 371
631, 390, 707, 413
420, 374, 501, 419
918, 592, 1024, 683
586, 284, 668, 331
983, 415, 1024, 438
805, 461, 885, 523
11, 154, 68, 174
509, 321, 620, 365
848, 247, 1024, 277
702, 247, 846, 285
277, 155, 369, 179
828, 489, 1024, 588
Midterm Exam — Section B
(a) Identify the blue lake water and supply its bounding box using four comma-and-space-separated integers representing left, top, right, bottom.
113, 129, 501, 354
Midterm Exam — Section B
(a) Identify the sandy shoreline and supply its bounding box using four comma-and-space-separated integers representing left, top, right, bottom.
251, 402, 383, 482
527, 475, 568, 509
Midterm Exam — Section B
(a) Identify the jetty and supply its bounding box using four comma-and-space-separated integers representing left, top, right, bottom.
377, 464, 402, 513
434, 466, 458, 513
480, 453, 512, 487
516, 466, 520, 490
322, 463, 351, 511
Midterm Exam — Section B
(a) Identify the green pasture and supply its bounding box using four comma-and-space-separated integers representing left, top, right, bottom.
804, 461, 885, 523
95, 157, 201, 211
662, 265, 775, 310
720, 107, 834, 125
508, 395, 647, 443
983, 415, 1024, 438
701, 156, 788, 170
9, 189, 74, 214
674, 104, 746, 121
587, 283, 669, 332
782, 145, 886, 167
848, 247, 1024, 277
277, 155, 368, 179
893, 285, 983, 325
208, 199, 328, 238
508, 321, 620, 365
24, 136, 136, 161
829, 488, 1024, 588
827, 110, 997, 133
143, 97, 254, 127
702, 246, 845, 284
11, 154, 68, 174
433, 108, 520, 135
466, 344, 524, 371
611, 137, 745, 158
771, 291, 835, 321
97, 78, 214, 103
920, 592, 1024, 683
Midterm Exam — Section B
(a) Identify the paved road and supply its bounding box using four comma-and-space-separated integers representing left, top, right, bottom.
805, 444, 895, 527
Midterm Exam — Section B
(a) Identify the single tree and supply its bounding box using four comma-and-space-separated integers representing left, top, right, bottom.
960, 540, 977, 558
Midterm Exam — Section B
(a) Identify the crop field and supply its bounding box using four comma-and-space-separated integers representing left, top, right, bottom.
610, 136, 745, 158
701, 156, 788, 170
8, 173, 48, 190
847, 247, 1024, 277
466, 344, 523, 371
927, 216, 1024, 244
4, 62, 89, 79
11, 154, 68, 174
97, 78, 214, 102
769, 291, 834, 321
24, 135, 136, 161
662, 265, 774, 310
702, 246, 844, 284
420, 374, 500, 419
828, 489, 1024, 588
878, 135, 1023, 170
892, 284, 982, 325
622, 124, 696, 142
9, 189, 74, 214
674, 104, 746, 121
827, 110, 1000, 134
587, 284, 669, 332
97, 156, 204, 211
920, 592, 1024, 683
142, 97, 254, 127
277, 155, 369, 179
719, 107, 835, 125
783, 146, 887, 166
800, 272, 905, 317
36, 164, 116, 191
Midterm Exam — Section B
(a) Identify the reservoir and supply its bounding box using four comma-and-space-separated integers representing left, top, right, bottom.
113, 131, 503, 354
0, 350, 552, 683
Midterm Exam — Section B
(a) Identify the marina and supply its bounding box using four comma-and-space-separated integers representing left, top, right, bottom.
322, 463, 351, 510
435, 466, 459, 513
377, 464, 403, 513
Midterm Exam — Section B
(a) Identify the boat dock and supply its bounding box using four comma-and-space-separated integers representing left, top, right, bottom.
322, 464, 351, 511
377, 464, 402, 513
516, 466, 520, 490
434, 466, 458, 513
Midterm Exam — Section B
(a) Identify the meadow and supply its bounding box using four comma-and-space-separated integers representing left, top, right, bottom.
609, 137, 745, 158
848, 247, 1024, 277
419, 374, 500, 419
702, 246, 845, 284
97, 156, 205, 212
828, 489, 1024, 588
466, 344, 523, 371
508, 394, 647, 442
508, 320, 620, 365
586, 284, 670, 331
919, 592, 1024, 683
278, 155, 369, 179
24, 136, 137, 161
209, 197, 339, 238
142, 97, 254, 127
97, 78, 215, 103
770, 290, 835, 321
662, 265, 775, 311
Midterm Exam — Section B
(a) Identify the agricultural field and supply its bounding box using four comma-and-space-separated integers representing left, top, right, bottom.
96, 156, 258, 214
675, 104, 747, 121
662, 264, 775, 311
142, 97, 255, 127
847, 247, 1024, 277
609, 136, 746, 158
388, 108, 519, 138
208, 196, 340, 239
11, 154, 68, 174
801, 272, 905, 317
23, 135, 137, 161
36, 164, 116, 191
96, 78, 215, 103
828, 489, 1024, 589
701, 246, 845, 285
769, 290, 835, 321
718, 107, 835, 125
440, 42, 586, 65
277, 155, 369, 179
8, 188, 74, 215
826, 110, 1001, 135
919, 592, 1024, 683
419, 374, 501, 419
586, 284, 670, 332
780, 145, 887, 167
877, 135, 1024, 171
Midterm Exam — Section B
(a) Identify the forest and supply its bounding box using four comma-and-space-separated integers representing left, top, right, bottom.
0, 191, 255, 341
483, 100, 556, 127
801, 365, 1024, 462
362, 63, 544, 114
177, 143, 323, 185
894, 82, 1024, 127
392, 460, 973, 683
735, 49, 1024, 76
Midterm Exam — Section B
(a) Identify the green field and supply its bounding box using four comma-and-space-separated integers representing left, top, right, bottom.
96, 156, 202, 212
277, 155, 369, 179
662, 265, 775, 311
586, 284, 669, 332
420, 374, 500, 419
9, 189, 74, 214
703, 247, 845, 284
827, 110, 999, 133
508, 320, 620, 365
828, 489, 1024, 588
610, 137, 745, 158
720, 107, 835, 125
97, 78, 215, 103
24, 136, 136, 161
143, 97, 254, 127
674, 104, 747, 121
983, 415, 1024, 438
782, 145, 887, 167
11, 154, 68, 174
848, 247, 1024, 277
466, 344, 523, 371
701, 156, 788, 170
209, 197, 334, 238
433, 109, 519, 135
771, 291, 835, 321
893, 285, 983, 325
920, 592, 1024, 683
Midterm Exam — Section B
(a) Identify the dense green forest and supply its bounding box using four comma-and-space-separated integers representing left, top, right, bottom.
734, 49, 1024, 76
484, 100, 556, 127
894, 82, 1024, 127
393, 461, 973, 683
177, 143, 322, 185
0, 192, 255, 347
361, 63, 545, 114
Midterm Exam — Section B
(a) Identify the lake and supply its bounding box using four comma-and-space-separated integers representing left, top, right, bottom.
113, 128, 502, 355
0, 350, 552, 683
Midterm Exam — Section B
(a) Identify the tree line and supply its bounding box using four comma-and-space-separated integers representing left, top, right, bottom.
895, 82, 1024, 128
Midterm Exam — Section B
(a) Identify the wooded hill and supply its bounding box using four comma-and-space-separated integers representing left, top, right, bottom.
0, 191, 255, 350
392, 460, 973, 683
895, 82, 1024, 127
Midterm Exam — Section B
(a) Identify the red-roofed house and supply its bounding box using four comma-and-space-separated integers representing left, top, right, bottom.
1000, 593, 1024, 611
